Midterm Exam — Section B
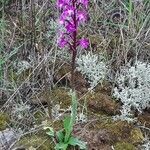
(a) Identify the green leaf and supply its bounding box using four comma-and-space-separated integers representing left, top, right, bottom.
56, 130, 64, 142
0, 58, 5, 66
50, 0, 56, 3
63, 91, 78, 143
63, 116, 71, 132
55, 143, 68, 150
68, 136, 87, 150
43, 127, 54, 137
63, 116, 72, 142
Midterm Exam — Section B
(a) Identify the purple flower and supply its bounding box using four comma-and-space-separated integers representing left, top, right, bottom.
77, 11, 87, 22
58, 6, 75, 25
56, 0, 71, 8
79, 38, 89, 48
58, 36, 68, 48
65, 5, 75, 15
56, 0, 89, 89
66, 23, 76, 32
57, 0, 89, 49
59, 13, 66, 24
59, 9, 71, 24
57, 0, 65, 8
57, 0, 89, 50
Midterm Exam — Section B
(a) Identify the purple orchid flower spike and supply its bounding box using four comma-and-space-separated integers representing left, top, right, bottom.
56, 0, 89, 89
77, 11, 87, 22
66, 23, 76, 33
58, 37, 68, 48
79, 38, 89, 49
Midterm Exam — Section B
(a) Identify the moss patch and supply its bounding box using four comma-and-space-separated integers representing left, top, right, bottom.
84, 91, 119, 115
14, 119, 64, 150
0, 113, 10, 131
31, 87, 71, 109
114, 142, 135, 150
93, 120, 132, 141
130, 128, 144, 144
88, 118, 144, 142
14, 132, 54, 150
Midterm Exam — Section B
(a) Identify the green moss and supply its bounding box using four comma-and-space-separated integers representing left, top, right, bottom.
87, 117, 144, 148
88, 119, 134, 144
15, 132, 54, 150
31, 87, 71, 109
114, 142, 135, 150
101, 121, 132, 138
14, 119, 65, 150
130, 128, 144, 144
0, 113, 10, 131
84, 91, 118, 115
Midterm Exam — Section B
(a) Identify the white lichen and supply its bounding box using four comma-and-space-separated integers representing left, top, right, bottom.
76, 52, 107, 90
113, 61, 150, 121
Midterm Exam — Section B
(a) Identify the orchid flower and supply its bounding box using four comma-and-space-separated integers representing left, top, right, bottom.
56, 0, 89, 89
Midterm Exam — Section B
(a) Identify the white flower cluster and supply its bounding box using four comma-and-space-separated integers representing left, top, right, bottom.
113, 61, 150, 121
76, 52, 107, 90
